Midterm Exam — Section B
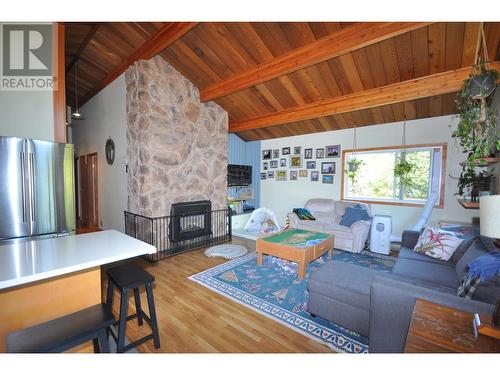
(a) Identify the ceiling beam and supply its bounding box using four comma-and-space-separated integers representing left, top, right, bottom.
80, 22, 198, 105
229, 62, 500, 133
200, 22, 432, 102
66, 23, 100, 75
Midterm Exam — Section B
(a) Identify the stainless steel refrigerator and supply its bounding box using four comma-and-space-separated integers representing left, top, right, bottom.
0, 136, 76, 244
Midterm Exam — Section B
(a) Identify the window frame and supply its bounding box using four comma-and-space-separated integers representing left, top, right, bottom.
340, 143, 447, 208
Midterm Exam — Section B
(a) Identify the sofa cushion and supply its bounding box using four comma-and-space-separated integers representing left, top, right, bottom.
304, 198, 335, 213
339, 206, 371, 227
413, 225, 464, 261
392, 258, 459, 289
333, 200, 372, 224
296, 220, 323, 231
398, 247, 452, 267
455, 238, 489, 280
307, 261, 379, 311
310, 211, 334, 225
451, 236, 477, 264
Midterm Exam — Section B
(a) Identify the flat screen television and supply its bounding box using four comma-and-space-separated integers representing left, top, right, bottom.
227, 164, 252, 186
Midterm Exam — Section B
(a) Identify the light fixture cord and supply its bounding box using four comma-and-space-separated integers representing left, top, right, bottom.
402, 117, 407, 158
75, 60, 79, 111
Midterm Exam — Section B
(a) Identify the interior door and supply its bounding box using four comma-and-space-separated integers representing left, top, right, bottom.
0, 137, 30, 240
87, 153, 99, 228
79, 155, 88, 227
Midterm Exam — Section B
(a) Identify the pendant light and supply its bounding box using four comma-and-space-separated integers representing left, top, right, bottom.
71, 60, 85, 120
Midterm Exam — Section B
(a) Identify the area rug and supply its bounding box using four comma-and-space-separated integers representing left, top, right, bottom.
188, 249, 395, 353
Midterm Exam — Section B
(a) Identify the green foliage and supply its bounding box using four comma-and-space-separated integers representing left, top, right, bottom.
456, 166, 494, 196
451, 63, 499, 169
403, 151, 431, 200
394, 157, 414, 187
345, 158, 364, 184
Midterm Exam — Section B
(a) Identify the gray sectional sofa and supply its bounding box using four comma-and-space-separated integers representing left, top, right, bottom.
307, 230, 499, 353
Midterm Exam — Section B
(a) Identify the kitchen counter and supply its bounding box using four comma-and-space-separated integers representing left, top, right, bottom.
0, 230, 156, 290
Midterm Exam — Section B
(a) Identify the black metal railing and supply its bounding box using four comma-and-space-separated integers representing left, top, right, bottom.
124, 208, 232, 262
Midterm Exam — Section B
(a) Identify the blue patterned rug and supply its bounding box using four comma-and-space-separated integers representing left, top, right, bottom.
189, 249, 395, 353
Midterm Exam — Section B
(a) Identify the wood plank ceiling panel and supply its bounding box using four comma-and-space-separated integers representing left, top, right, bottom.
66, 22, 500, 141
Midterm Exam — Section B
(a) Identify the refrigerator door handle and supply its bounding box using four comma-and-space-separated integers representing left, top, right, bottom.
20, 152, 26, 222
28, 152, 36, 222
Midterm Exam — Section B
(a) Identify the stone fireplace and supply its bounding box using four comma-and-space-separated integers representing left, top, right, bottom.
125, 55, 228, 218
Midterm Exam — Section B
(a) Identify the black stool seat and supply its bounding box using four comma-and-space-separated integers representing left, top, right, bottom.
106, 263, 160, 352
108, 263, 154, 289
7, 303, 115, 353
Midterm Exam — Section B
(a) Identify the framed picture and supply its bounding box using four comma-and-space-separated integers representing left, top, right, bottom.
276, 170, 287, 181
280, 158, 287, 167
290, 155, 302, 168
260, 172, 267, 180
263, 149, 272, 159
267, 171, 275, 178
316, 148, 325, 159
311, 171, 319, 182
306, 161, 316, 169
263, 162, 269, 170
304, 148, 313, 159
322, 175, 334, 184
282, 147, 291, 155
270, 160, 278, 168
290, 170, 298, 180
299, 170, 308, 178
294, 146, 302, 155
325, 145, 341, 158
273, 149, 279, 159
321, 162, 336, 174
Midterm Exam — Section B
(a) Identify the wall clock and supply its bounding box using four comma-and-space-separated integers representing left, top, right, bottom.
105, 137, 115, 165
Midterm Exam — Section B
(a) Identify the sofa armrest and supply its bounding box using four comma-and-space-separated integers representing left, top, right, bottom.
350, 220, 371, 253
287, 212, 300, 228
401, 230, 421, 250
369, 273, 494, 353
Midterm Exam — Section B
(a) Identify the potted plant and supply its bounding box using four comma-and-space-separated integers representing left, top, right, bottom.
394, 156, 414, 187
456, 167, 494, 202
451, 62, 499, 169
345, 158, 363, 184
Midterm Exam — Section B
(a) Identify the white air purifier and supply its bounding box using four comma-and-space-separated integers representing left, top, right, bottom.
370, 215, 392, 255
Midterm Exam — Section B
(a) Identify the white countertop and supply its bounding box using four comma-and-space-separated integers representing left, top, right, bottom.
0, 230, 157, 290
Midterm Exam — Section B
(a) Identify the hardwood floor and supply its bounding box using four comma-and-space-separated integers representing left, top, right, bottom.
101, 237, 332, 353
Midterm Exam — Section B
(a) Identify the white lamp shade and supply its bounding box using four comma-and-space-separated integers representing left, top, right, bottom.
480, 195, 500, 238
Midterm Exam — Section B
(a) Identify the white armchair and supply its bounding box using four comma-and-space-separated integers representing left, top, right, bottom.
287, 198, 372, 253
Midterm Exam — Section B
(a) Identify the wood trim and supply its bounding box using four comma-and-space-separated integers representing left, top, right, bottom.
200, 22, 432, 102
80, 22, 198, 106
340, 142, 447, 208
65, 23, 100, 75
53, 22, 66, 143
229, 62, 500, 133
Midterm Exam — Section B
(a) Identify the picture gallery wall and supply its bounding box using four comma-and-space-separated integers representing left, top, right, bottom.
261, 144, 340, 184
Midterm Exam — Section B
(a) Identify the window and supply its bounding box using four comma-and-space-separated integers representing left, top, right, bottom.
341, 144, 446, 207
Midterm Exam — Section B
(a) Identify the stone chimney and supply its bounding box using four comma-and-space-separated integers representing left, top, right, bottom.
125, 56, 228, 217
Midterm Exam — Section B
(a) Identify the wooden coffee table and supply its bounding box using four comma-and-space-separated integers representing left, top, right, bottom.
256, 229, 334, 279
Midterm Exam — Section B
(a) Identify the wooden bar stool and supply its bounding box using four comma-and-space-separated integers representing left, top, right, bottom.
7, 303, 115, 353
106, 263, 160, 353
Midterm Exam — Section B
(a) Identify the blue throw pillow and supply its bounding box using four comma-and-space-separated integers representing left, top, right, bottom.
339, 207, 371, 227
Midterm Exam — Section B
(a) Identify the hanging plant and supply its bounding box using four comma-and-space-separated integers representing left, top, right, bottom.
394, 157, 414, 187
456, 166, 494, 202
394, 117, 414, 187
345, 158, 363, 184
345, 124, 363, 184
451, 24, 499, 170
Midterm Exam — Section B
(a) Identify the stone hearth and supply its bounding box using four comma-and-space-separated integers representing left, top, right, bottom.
126, 55, 228, 217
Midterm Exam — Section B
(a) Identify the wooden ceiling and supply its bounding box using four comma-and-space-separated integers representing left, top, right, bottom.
65, 22, 500, 141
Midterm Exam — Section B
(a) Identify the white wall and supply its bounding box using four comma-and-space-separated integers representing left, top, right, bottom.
260, 115, 478, 236
72, 74, 128, 232
0, 23, 55, 141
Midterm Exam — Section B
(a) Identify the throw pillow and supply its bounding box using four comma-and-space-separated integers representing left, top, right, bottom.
339, 206, 371, 227
293, 208, 315, 220
413, 225, 464, 261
